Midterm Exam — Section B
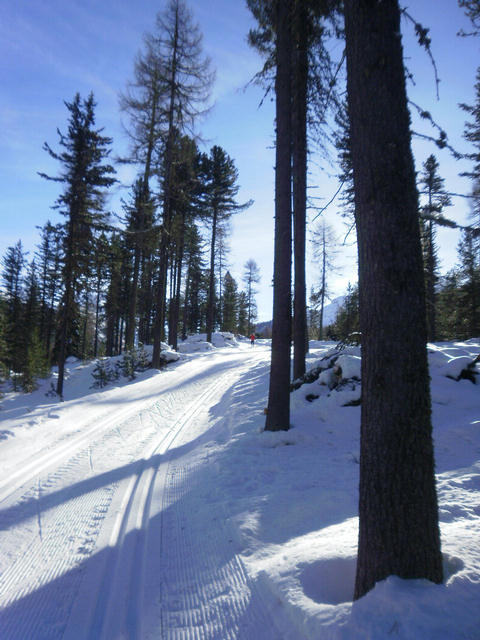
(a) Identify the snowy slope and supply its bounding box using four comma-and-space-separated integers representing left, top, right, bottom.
0, 337, 479, 639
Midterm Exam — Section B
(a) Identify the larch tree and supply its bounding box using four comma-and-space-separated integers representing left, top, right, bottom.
343, 0, 443, 599
242, 259, 261, 336
310, 219, 340, 340
248, 0, 341, 382
40, 93, 116, 397
151, 0, 214, 366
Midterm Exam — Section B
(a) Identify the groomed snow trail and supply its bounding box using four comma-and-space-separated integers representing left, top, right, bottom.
0, 347, 284, 639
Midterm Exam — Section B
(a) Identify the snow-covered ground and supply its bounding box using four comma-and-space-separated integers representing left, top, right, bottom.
0, 335, 479, 639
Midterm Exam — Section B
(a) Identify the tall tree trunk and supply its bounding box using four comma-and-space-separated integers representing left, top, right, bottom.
56, 217, 76, 397
426, 219, 436, 342
206, 206, 218, 343
344, 0, 443, 599
292, 0, 308, 381
153, 4, 179, 365
125, 247, 141, 350
318, 225, 326, 340
94, 272, 101, 357
265, 0, 292, 432
170, 213, 186, 350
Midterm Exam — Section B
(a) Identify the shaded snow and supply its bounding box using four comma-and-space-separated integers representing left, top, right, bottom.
0, 338, 479, 639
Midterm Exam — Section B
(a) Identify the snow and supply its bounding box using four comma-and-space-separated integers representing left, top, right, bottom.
0, 337, 479, 639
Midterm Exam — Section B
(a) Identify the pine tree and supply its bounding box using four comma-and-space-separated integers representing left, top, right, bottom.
457, 228, 480, 336
436, 270, 465, 339
40, 93, 116, 396
344, 0, 443, 599
199, 145, 251, 343
221, 271, 238, 333
242, 259, 261, 335
237, 291, 249, 336
460, 67, 480, 223
1, 241, 26, 385
122, 178, 156, 350
419, 155, 451, 342
151, 0, 214, 367
181, 223, 206, 337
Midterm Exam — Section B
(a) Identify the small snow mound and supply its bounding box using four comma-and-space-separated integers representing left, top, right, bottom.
334, 354, 361, 380
211, 331, 238, 348
442, 553, 465, 581
177, 340, 214, 353
160, 349, 180, 363
439, 356, 478, 380
299, 557, 356, 605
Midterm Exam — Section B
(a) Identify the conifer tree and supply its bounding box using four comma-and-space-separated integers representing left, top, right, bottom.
1, 241, 26, 385
242, 259, 261, 336
419, 154, 451, 342
310, 219, 340, 339
181, 223, 206, 337
344, 0, 443, 599
236, 291, 249, 336
221, 271, 238, 333
457, 228, 480, 336
123, 178, 156, 350
40, 93, 116, 396
265, 0, 293, 431
150, 0, 214, 367
199, 145, 251, 343
460, 67, 480, 223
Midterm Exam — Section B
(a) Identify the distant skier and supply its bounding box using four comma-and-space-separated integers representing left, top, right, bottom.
250, 333, 255, 346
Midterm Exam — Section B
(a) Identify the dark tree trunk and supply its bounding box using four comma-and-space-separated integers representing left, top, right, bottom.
344, 0, 443, 599
265, 0, 292, 432
292, 0, 308, 381
318, 225, 326, 340
125, 246, 141, 350
94, 272, 101, 358
425, 219, 436, 342
152, 7, 179, 366
170, 213, 186, 350
206, 206, 218, 344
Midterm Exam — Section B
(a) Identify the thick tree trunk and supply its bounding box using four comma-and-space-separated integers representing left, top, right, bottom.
292, 0, 308, 381
265, 0, 292, 432
344, 0, 443, 599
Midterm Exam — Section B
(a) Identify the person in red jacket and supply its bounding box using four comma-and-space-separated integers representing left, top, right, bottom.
250, 333, 255, 346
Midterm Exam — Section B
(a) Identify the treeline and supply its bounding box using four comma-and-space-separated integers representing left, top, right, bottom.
0, 1, 260, 395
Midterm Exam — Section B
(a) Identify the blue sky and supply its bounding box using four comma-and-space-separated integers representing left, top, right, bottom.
0, 0, 478, 322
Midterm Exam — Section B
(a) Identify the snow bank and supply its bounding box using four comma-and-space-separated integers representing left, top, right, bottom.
178, 331, 239, 353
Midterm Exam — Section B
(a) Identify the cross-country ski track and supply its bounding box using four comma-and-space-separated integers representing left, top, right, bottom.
0, 345, 292, 639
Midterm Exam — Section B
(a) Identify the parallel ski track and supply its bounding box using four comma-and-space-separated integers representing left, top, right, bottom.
63, 362, 242, 640
0, 356, 216, 507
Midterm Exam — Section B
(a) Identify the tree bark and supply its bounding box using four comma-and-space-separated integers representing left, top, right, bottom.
344, 0, 443, 599
265, 0, 292, 431
292, 0, 308, 381
206, 205, 218, 344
